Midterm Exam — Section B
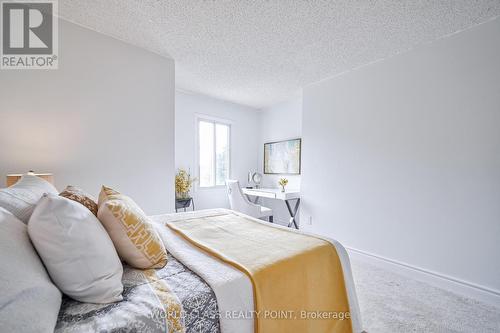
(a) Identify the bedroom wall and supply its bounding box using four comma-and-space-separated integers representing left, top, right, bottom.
175, 90, 260, 210
258, 96, 303, 225
301, 16, 500, 302
0, 19, 176, 214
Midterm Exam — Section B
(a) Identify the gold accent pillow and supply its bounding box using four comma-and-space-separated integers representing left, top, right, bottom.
59, 185, 98, 216
97, 186, 167, 269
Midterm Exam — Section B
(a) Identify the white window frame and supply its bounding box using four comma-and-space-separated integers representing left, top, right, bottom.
195, 114, 232, 189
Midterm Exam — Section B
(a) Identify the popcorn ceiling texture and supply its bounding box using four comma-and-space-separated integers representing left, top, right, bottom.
59, 1, 500, 108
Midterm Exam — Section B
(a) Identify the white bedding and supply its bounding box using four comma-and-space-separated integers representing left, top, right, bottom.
151, 208, 363, 333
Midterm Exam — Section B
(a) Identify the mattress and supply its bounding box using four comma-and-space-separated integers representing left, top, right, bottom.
56, 208, 362, 333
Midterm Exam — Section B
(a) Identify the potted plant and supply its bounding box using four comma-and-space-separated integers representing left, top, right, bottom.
175, 169, 196, 199
278, 178, 289, 192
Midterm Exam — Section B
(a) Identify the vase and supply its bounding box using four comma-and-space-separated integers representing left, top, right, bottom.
280, 186, 285, 192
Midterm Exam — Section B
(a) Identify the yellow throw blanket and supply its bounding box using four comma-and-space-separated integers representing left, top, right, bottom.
166, 212, 353, 333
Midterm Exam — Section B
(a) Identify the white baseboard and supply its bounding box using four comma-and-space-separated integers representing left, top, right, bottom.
346, 247, 500, 309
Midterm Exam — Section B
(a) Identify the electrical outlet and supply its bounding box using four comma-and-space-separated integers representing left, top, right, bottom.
307, 216, 313, 225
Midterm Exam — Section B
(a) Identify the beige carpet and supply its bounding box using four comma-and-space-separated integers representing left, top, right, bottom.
350, 258, 500, 332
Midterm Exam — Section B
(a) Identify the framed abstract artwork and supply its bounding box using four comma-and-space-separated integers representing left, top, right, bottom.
264, 138, 301, 174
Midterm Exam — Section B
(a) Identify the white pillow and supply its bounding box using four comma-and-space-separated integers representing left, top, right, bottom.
0, 174, 58, 223
0, 207, 62, 333
28, 194, 124, 304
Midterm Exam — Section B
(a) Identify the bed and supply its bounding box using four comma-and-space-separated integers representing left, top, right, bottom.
56, 253, 220, 332
55, 208, 363, 333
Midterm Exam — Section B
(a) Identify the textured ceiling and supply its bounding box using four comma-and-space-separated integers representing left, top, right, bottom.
59, 1, 500, 109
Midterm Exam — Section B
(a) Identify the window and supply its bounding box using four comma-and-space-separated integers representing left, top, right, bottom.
198, 118, 230, 187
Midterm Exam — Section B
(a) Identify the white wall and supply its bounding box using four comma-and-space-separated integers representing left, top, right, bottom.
301, 17, 500, 298
175, 90, 260, 210
258, 96, 303, 225
0, 19, 176, 214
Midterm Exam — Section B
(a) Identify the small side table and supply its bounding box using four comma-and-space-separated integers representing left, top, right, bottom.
175, 197, 195, 212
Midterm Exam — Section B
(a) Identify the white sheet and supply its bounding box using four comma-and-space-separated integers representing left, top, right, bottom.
151, 208, 363, 333
152, 209, 254, 333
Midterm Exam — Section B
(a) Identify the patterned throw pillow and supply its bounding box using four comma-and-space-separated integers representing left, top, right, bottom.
59, 185, 98, 216
97, 186, 167, 269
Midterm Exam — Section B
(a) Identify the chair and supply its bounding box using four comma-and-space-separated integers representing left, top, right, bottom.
226, 180, 273, 222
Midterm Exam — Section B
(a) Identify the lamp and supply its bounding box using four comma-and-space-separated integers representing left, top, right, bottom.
6, 171, 54, 187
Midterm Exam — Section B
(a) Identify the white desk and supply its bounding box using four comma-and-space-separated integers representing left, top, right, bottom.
242, 187, 301, 229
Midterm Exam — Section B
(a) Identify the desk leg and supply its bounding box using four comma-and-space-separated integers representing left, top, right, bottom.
246, 194, 260, 204
285, 198, 300, 229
